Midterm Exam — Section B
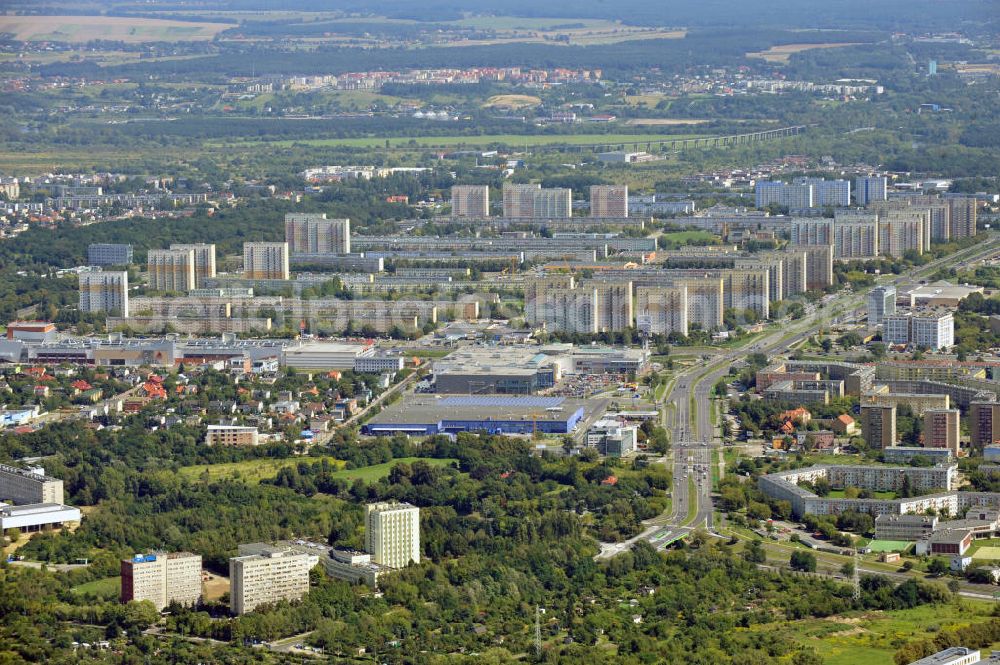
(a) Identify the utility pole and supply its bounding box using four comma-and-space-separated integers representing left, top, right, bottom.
534, 605, 542, 659
852, 546, 861, 602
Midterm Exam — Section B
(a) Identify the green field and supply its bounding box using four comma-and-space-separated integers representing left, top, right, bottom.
969, 539, 1000, 560
72, 576, 121, 598
658, 230, 718, 244
746, 602, 998, 665
827, 489, 897, 500
178, 456, 346, 483
240, 132, 702, 150
865, 540, 911, 553
327, 457, 457, 483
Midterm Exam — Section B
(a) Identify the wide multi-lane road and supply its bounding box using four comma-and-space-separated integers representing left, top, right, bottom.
597, 234, 1000, 558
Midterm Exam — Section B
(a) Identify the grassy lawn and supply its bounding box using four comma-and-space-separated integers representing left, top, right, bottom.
72, 576, 121, 599
682, 477, 698, 527
968, 538, 1000, 560
327, 457, 458, 483
745, 601, 996, 665
658, 230, 719, 244
827, 489, 897, 500
178, 456, 346, 483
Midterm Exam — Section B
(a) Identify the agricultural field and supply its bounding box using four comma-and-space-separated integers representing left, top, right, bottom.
625, 118, 710, 126
0, 15, 231, 43
746, 42, 866, 63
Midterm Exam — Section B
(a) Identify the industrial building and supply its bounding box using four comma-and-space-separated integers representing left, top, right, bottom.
283, 341, 374, 370
362, 395, 594, 436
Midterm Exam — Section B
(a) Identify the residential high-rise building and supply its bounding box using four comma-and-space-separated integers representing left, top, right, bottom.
794, 245, 834, 290
590, 185, 628, 217
755, 181, 813, 209
884, 310, 954, 350
121, 552, 202, 611
365, 502, 420, 569
524, 275, 598, 333
949, 198, 977, 238
833, 220, 878, 258
285, 213, 351, 254
635, 285, 688, 336
924, 408, 960, 455
970, 401, 1000, 448
861, 404, 896, 449
854, 176, 888, 205
722, 269, 770, 319
87, 243, 133, 266
878, 215, 926, 256
79, 271, 129, 317
675, 277, 724, 331
148, 248, 196, 292
594, 281, 633, 333
502, 183, 541, 218
868, 285, 896, 325
243, 242, 290, 280
533, 188, 572, 218
229, 546, 313, 615
170, 244, 217, 288
790, 219, 833, 246
798, 178, 851, 208
779, 249, 808, 298
450, 185, 490, 218
502, 183, 571, 218
912, 310, 954, 350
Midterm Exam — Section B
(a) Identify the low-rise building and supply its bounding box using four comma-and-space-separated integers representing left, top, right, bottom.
874, 514, 937, 541
586, 419, 638, 457
204, 425, 260, 447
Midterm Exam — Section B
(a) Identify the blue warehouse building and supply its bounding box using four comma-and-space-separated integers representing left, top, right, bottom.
362, 395, 592, 436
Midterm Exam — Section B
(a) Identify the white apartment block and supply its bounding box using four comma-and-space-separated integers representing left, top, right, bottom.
365, 502, 420, 569
635, 285, 688, 336
230, 546, 313, 615
755, 181, 813, 209
243, 242, 290, 280
912, 310, 954, 350
590, 185, 628, 217
450, 185, 490, 217
169, 244, 217, 288
0, 464, 64, 505
121, 552, 202, 611
797, 178, 851, 208
855, 176, 887, 205
285, 213, 351, 254
79, 270, 129, 317
148, 248, 197, 292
